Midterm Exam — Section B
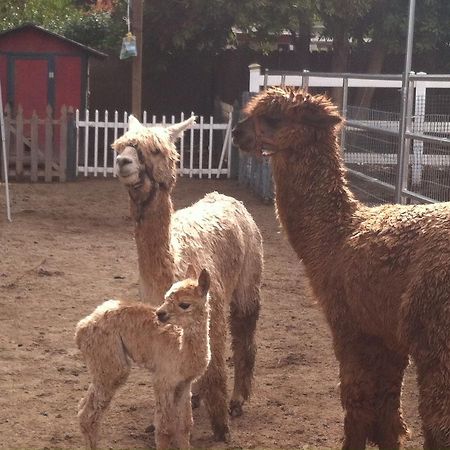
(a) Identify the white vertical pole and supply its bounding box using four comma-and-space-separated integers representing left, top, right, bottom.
180, 111, 185, 175
395, 0, 416, 203
199, 115, 204, 179
93, 109, 99, 176
189, 112, 195, 178
84, 109, 90, 177
248, 63, 262, 93
113, 110, 118, 177
0, 80, 11, 221
103, 109, 108, 177
227, 113, 232, 178
412, 76, 426, 186
208, 115, 213, 179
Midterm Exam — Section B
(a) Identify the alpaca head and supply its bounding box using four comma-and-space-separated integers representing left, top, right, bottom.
156, 267, 210, 329
111, 115, 196, 192
232, 87, 342, 158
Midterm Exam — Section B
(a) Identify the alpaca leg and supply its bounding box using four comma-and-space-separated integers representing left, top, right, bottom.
339, 335, 408, 450
417, 366, 450, 450
199, 340, 230, 442
229, 290, 260, 417
153, 386, 175, 450
78, 379, 124, 450
369, 349, 409, 450
174, 384, 193, 449
400, 276, 450, 450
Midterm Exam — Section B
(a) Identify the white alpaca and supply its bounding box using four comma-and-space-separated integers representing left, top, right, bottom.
76, 268, 211, 450
111, 115, 263, 440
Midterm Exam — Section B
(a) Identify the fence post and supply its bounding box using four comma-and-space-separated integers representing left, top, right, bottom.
59, 106, 68, 182
239, 92, 254, 183
395, 72, 415, 203
15, 105, 24, 180
30, 111, 38, 182
412, 74, 426, 187
44, 105, 53, 182
229, 100, 241, 179
1, 104, 12, 182
302, 69, 310, 92
248, 63, 261, 93
341, 76, 349, 152
66, 107, 77, 181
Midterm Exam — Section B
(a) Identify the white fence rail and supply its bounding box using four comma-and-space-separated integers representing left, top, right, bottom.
75, 110, 233, 179
244, 65, 450, 203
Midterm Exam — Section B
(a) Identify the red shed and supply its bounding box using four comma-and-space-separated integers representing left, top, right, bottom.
0, 23, 106, 117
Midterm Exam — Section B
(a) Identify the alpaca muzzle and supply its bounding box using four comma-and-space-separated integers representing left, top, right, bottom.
156, 310, 169, 323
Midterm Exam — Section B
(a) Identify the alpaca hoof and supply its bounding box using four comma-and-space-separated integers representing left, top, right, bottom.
213, 426, 231, 443
145, 424, 155, 433
191, 393, 201, 409
229, 400, 243, 417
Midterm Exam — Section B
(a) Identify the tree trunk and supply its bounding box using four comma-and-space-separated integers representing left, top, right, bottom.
354, 40, 386, 113
331, 28, 350, 108
296, 18, 311, 70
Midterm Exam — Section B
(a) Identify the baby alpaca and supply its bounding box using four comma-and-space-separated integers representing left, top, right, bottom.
76, 268, 211, 450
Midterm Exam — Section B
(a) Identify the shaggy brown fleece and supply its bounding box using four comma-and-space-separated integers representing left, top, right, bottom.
233, 86, 450, 450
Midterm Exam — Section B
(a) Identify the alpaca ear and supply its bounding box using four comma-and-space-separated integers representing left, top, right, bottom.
297, 98, 343, 128
197, 269, 210, 297
301, 110, 343, 128
185, 264, 197, 279
129, 115, 145, 132
167, 116, 196, 142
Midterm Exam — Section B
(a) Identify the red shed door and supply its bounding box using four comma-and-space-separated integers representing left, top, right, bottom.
14, 58, 49, 118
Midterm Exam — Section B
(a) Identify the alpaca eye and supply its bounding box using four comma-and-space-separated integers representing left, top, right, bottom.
179, 302, 191, 310
264, 117, 281, 127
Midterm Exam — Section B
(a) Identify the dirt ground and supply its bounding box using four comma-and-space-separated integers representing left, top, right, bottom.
1, 177, 423, 449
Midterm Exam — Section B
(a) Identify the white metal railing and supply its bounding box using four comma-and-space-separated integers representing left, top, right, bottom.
247, 64, 450, 203
75, 110, 233, 179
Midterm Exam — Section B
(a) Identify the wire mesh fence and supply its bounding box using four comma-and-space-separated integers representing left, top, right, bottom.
239, 69, 450, 205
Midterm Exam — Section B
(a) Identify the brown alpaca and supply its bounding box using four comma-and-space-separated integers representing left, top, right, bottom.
233, 87, 450, 450
76, 268, 211, 450
111, 116, 263, 441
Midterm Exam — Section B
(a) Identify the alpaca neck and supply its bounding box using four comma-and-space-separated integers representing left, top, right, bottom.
180, 311, 210, 375
131, 188, 176, 301
272, 136, 360, 266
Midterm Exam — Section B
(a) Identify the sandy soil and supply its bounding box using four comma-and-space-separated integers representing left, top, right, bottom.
0, 177, 423, 449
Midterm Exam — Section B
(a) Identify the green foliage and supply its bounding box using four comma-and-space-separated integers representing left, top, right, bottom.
0, 0, 126, 52
0, 0, 82, 34
352, 0, 450, 54
142, 0, 241, 52
232, 0, 315, 53
63, 9, 126, 52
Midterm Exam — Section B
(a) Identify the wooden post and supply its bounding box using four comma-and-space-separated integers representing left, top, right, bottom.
66, 107, 77, 181
131, 0, 144, 118
30, 111, 39, 182
45, 105, 53, 182
15, 105, 24, 180
59, 105, 68, 182
2, 104, 11, 182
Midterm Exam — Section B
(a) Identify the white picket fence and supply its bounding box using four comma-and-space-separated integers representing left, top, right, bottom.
75, 110, 233, 179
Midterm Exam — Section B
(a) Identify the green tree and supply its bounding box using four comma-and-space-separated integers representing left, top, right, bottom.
0, 0, 125, 52
0, 0, 82, 34
234, 0, 315, 69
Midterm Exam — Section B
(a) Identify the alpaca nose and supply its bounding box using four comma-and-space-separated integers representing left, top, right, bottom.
157, 311, 169, 323
116, 155, 133, 168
